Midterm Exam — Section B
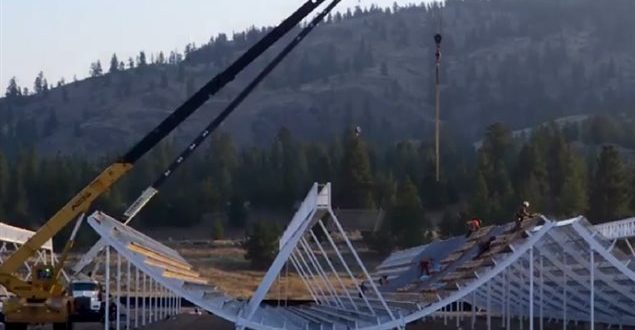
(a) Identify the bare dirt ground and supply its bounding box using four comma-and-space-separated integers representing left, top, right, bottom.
8, 309, 633, 329
22, 313, 625, 330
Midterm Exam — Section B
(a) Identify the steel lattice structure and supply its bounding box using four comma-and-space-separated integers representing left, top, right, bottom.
86, 183, 635, 330
0, 222, 60, 296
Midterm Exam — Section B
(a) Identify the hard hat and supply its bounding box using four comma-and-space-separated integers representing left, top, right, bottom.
523, 201, 530, 207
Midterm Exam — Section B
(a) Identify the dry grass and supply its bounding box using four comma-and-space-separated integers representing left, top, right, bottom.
69, 240, 378, 300
178, 246, 361, 300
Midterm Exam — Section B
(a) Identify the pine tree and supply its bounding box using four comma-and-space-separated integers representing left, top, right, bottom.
476, 123, 515, 221
471, 170, 490, 219
160, 71, 168, 88
34, 71, 45, 94
0, 152, 8, 215
137, 51, 147, 67
631, 166, 635, 214
557, 150, 588, 217
338, 129, 375, 208
198, 176, 222, 212
546, 129, 568, 198
61, 85, 69, 102
7, 167, 30, 224
269, 127, 307, 208
42, 78, 49, 95
43, 111, 59, 136
206, 133, 238, 207
244, 222, 281, 269
90, 61, 103, 77
177, 64, 185, 82
386, 178, 427, 248
374, 173, 396, 209
439, 210, 465, 237
5, 77, 21, 98
226, 195, 247, 228
589, 146, 629, 223
305, 144, 334, 184
186, 77, 195, 95
109, 53, 119, 73
514, 144, 548, 212
212, 219, 224, 240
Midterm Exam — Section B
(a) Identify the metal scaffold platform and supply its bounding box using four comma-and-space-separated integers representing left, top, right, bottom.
86, 183, 635, 330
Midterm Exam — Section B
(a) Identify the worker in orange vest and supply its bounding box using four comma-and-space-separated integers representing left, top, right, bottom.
466, 218, 482, 237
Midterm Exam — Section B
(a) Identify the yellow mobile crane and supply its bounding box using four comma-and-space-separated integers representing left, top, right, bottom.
0, 2, 325, 329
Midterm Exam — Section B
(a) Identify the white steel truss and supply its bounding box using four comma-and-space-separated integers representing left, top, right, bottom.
85, 183, 635, 330
0, 221, 60, 296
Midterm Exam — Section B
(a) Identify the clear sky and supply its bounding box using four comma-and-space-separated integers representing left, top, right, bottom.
0, 0, 421, 92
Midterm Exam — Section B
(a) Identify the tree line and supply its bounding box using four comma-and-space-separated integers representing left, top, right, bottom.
0, 117, 633, 251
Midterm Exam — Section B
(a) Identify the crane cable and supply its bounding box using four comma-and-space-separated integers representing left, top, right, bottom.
121, 0, 343, 223
433, 4, 443, 183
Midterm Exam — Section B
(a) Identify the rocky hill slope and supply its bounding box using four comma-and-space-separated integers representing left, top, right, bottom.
2, 0, 634, 157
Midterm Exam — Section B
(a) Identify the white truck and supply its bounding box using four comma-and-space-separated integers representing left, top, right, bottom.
69, 280, 104, 322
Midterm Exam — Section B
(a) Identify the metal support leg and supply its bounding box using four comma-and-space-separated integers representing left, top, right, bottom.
506, 269, 510, 330
158, 285, 162, 320
530, 248, 534, 330
540, 254, 544, 330
289, 255, 322, 304
168, 290, 172, 317
563, 252, 567, 330
327, 209, 396, 321
456, 301, 460, 328
168, 291, 172, 317
161, 287, 168, 320
164, 287, 167, 319
142, 273, 147, 326
308, 230, 358, 311
443, 305, 447, 326
117, 253, 121, 330
501, 272, 505, 328
155, 280, 159, 322
105, 246, 110, 330
590, 246, 595, 330
317, 220, 375, 315
299, 238, 343, 307
126, 259, 130, 330
172, 292, 176, 316
487, 281, 491, 330
520, 266, 524, 330
471, 292, 476, 330
135, 267, 139, 328
293, 250, 330, 305
152, 279, 156, 322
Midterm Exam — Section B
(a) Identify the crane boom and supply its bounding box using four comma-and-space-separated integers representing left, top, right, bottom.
72, 0, 341, 276
0, 0, 325, 280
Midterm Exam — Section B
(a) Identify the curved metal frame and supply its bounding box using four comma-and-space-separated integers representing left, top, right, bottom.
85, 185, 635, 330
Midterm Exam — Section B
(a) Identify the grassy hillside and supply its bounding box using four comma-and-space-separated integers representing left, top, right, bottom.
2, 0, 634, 157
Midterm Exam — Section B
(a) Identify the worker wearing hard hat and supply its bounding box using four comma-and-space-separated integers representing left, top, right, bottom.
514, 201, 531, 230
